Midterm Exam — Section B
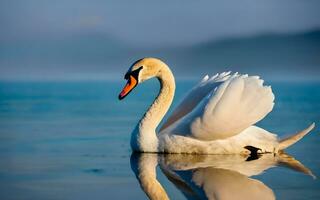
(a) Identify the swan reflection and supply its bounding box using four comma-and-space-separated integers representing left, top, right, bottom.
130, 153, 314, 200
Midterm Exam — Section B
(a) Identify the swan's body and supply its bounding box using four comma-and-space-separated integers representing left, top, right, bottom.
119, 58, 315, 154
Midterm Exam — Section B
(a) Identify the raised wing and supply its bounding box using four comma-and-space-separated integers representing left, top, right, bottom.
160, 72, 234, 131
162, 74, 275, 141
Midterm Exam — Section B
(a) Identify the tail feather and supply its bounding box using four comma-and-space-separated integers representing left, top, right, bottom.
279, 123, 315, 150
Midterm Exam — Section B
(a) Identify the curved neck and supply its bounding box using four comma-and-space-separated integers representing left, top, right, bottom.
143, 68, 175, 130
131, 64, 175, 152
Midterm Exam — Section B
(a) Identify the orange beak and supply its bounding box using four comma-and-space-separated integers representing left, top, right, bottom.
118, 75, 138, 100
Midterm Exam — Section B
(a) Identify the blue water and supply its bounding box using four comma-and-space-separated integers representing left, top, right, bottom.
0, 80, 319, 200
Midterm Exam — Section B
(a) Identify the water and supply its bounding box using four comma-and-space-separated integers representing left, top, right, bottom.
0, 80, 319, 200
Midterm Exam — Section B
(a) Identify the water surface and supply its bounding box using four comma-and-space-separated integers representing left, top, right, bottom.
0, 80, 319, 199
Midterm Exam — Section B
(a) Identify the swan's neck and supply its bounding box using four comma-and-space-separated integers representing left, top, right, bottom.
131, 65, 175, 152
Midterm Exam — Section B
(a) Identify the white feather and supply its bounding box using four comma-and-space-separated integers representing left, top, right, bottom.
161, 73, 275, 141
160, 72, 233, 131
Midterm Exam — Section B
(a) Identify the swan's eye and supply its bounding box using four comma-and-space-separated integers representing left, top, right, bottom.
125, 66, 143, 80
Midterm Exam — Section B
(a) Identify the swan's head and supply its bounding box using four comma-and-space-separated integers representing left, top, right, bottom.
118, 57, 166, 100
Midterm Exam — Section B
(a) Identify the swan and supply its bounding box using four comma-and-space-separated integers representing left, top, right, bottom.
119, 57, 315, 154
130, 153, 314, 200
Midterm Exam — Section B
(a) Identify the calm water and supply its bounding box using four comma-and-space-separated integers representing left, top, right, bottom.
0, 80, 319, 200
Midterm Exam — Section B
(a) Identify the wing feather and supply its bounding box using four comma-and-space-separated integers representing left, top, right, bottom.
162, 73, 275, 141
160, 72, 233, 131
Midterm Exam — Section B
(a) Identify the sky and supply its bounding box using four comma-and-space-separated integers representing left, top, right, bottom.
0, 0, 320, 80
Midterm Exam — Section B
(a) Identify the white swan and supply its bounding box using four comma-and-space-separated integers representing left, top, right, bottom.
119, 57, 315, 154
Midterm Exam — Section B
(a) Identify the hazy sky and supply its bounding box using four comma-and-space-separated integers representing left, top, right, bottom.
1, 0, 320, 46
0, 0, 320, 80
